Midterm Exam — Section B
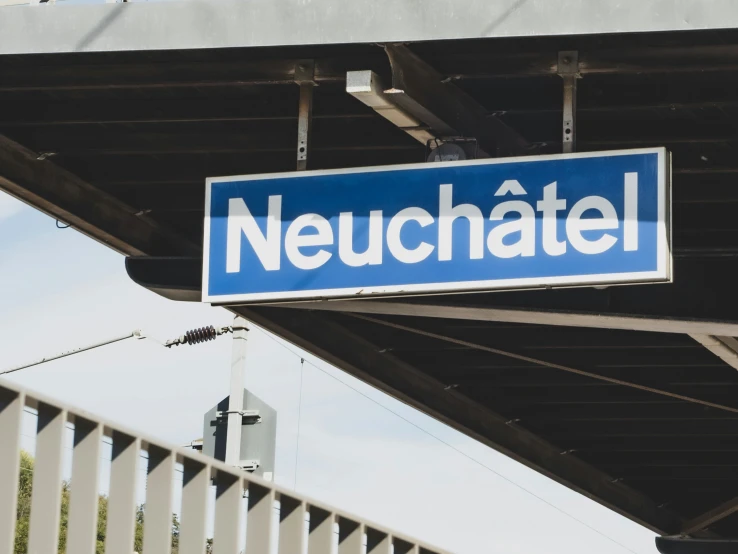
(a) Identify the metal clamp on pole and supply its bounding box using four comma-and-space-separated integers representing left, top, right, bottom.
215, 409, 262, 424
295, 60, 316, 171
238, 460, 260, 472
558, 51, 580, 153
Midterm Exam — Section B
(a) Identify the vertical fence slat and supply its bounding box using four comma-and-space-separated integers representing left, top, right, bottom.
338, 520, 363, 554
179, 459, 209, 554
143, 445, 176, 554
393, 538, 419, 554
278, 496, 306, 554
0, 381, 446, 554
366, 529, 391, 554
213, 472, 242, 554
67, 418, 103, 554
106, 432, 141, 554
246, 483, 275, 554
0, 390, 23, 554
27, 404, 67, 554
308, 507, 334, 554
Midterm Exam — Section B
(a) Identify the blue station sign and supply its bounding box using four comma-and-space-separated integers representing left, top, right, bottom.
203, 148, 670, 303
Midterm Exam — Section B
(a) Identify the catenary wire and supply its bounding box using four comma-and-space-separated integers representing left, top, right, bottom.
293, 357, 305, 490
256, 329, 641, 554
10, 325, 641, 552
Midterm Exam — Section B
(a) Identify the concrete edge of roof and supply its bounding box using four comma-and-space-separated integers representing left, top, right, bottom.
1, 0, 738, 56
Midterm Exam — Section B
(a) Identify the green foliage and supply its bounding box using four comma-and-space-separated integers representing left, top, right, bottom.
96, 496, 108, 554
14, 451, 33, 554
13, 450, 183, 554
14, 451, 75, 554
172, 512, 180, 554
57, 482, 70, 553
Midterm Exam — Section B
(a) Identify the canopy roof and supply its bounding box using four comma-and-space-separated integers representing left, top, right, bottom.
3, 23, 738, 543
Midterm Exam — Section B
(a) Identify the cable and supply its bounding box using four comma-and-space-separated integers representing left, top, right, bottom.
293, 357, 305, 490
1, 331, 143, 376
7, 324, 639, 551
1, 323, 233, 375
257, 330, 640, 554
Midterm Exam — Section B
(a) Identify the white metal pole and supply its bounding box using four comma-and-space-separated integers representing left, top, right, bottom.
225, 316, 249, 466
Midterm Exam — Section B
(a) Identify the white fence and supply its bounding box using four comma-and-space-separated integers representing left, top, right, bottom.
0, 378, 449, 554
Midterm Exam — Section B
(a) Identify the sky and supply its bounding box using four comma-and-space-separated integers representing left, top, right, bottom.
0, 190, 660, 554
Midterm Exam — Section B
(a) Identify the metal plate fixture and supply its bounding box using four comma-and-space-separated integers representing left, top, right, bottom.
558, 51, 580, 153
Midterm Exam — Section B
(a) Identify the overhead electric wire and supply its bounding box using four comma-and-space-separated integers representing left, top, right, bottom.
0, 324, 233, 376
1, 331, 143, 376
256, 329, 641, 554
293, 357, 305, 490
4, 320, 643, 551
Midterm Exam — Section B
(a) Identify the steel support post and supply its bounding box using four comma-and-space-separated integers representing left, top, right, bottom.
295, 60, 316, 171
225, 317, 249, 466
558, 51, 579, 154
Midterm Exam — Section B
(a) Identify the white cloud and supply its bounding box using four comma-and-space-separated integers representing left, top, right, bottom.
0, 191, 29, 223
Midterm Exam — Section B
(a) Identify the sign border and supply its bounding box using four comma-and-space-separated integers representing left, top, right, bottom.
202, 147, 671, 304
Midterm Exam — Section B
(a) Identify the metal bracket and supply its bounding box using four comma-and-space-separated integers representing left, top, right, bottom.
238, 460, 260, 472
558, 51, 580, 153
382, 44, 529, 157
294, 60, 317, 86
215, 409, 262, 424
295, 60, 316, 171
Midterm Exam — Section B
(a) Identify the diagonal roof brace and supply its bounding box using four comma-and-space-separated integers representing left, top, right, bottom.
347, 45, 531, 158
0, 135, 198, 257
690, 334, 738, 371
382, 43, 530, 156
346, 70, 437, 147
656, 536, 738, 554
681, 494, 738, 536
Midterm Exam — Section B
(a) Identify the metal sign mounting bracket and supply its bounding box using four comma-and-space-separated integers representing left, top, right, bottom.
558, 51, 580, 153
295, 60, 316, 171
216, 409, 262, 424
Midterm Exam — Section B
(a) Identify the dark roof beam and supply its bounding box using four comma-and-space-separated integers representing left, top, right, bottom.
376, 44, 530, 156
346, 69, 438, 147
276, 257, 738, 336
440, 44, 738, 80
655, 536, 738, 554
3, 43, 738, 94
277, 300, 738, 337
95, 174, 738, 214
6, 99, 738, 128
0, 135, 198, 257
0, 98, 371, 127
0, 58, 353, 92
489, 100, 738, 116
681, 496, 738, 535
